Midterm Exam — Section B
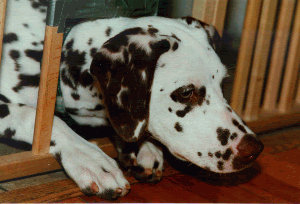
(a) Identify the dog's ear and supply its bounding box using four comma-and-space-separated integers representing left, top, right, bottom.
90, 27, 172, 142
180, 16, 221, 53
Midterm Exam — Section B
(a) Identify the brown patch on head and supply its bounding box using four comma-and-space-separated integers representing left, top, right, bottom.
215, 151, 221, 158
90, 28, 171, 142
217, 127, 230, 146
198, 86, 206, 106
232, 119, 247, 133
105, 27, 112, 37
230, 132, 238, 140
176, 105, 192, 118
222, 148, 233, 160
174, 122, 183, 132
148, 27, 159, 36
217, 161, 224, 170
172, 42, 178, 51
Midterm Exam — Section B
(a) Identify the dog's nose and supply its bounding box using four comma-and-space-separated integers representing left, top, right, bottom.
232, 134, 264, 170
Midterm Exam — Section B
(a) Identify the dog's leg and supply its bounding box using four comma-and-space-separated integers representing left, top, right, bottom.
116, 137, 164, 183
0, 102, 130, 199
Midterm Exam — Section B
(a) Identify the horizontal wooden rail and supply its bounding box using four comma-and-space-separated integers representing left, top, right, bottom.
0, 138, 116, 182
0, 152, 60, 181
247, 111, 300, 134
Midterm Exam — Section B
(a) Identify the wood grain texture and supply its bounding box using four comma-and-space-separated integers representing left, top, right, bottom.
1, 127, 299, 203
263, 0, 296, 112
296, 80, 300, 104
244, 0, 279, 120
32, 26, 63, 155
192, 0, 228, 35
211, 0, 228, 35
0, 137, 116, 182
278, 1, 300, 113
230, 0, 263, 114
247, 111, 300, 133
0, 152, 60, 181
0, 0, 7, 66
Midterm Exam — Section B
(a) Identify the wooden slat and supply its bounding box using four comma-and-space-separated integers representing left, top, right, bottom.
192, 0, 227, 35
263, 0, 296, 112
278, 1, 300, 112
296, 79, 300, 104
0, 0, 7, 66
192, 0, 205, 20
244, 0, 279, 120
211, 0, 228, 35
230, 0, 263, 115
0, 152, 60, 181
0, 179, 82, 203
247, 111, 300, 133
200, 0, 217, 25
0, 137, 115, 182
32, 26, 64, 155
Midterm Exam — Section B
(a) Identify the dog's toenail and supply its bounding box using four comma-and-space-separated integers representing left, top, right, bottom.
91, 182, 99, 193
116, 188, 122, 193
125, 184, 131, 190
145, 168, 152, 175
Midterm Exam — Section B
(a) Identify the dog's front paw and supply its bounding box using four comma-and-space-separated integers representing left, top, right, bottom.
131, 141, 164, 183
53, 142, 130, 200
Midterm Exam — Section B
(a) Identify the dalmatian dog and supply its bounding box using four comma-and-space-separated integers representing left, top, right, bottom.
0, 0, 264, 200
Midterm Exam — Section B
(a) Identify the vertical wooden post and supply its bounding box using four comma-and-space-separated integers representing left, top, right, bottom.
278, 1, 300, 113
244, 0, 279, 120
295, 80, 300, 105
262, 0, 296, 112
230, 0, 263, 115
0, 0, 7, 66
32, 26, 63, 155
192, 0, 228, 36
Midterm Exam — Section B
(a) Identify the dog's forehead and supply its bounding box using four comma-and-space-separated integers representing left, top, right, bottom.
155, 43, 226, 90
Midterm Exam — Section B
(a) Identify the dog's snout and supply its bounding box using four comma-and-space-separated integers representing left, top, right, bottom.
232, 134, 264, 170
237, 134, 264, 159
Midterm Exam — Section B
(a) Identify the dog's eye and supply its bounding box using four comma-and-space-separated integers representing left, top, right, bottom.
170, 84, 195, 103
180, 85, 194, 98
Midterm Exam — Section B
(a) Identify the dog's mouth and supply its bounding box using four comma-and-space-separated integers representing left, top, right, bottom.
174, 152, 189, 161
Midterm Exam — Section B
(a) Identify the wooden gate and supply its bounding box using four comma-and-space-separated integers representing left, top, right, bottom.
231, 0, 300, 133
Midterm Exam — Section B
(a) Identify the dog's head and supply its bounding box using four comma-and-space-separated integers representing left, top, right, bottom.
90, 17, 263, 173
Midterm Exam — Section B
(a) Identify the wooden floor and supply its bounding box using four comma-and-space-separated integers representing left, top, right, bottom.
0, 126, 299, 203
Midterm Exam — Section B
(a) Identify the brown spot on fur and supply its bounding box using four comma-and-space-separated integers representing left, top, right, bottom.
217, 161, 224, 170
222, 148, 232, 160
217, 127, 230, 146
174, 122, 183, 132
215, 151, 221, 158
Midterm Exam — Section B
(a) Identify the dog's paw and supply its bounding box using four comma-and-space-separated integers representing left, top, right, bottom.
131, 141, 164, 183
53, 141, 130, 200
